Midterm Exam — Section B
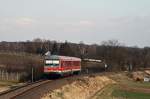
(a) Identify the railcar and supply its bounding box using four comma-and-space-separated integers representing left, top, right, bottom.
44, 55, 81, 76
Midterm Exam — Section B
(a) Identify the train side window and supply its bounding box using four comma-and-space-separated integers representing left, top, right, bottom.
67, 61, 71, 66
73, 61, 75, 66
66, 61, 69, 66
73, 61, 75, 65
65, 61, 67, 66
73, 61, 77, 66
74, 61, 80, 66
61, 61, 65, 66
69, 61, 71, 66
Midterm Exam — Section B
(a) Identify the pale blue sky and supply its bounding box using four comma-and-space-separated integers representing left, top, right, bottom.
0, 0, 150, 47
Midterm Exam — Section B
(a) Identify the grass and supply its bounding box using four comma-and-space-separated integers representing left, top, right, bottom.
55, 91, 65, 99
92, 72, 150, 99
112, 88, 150, 99
92, 84, 117, 99
125, 80, 150, 88
0, 80, 20, 92
93, 84, 150, 99
108, 72, 150, 88
0, 80, 19, 86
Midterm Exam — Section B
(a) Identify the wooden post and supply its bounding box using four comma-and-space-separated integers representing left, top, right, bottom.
32, 67, 34, 82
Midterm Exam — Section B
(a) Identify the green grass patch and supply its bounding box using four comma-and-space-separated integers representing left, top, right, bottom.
112, 87, 150, 99
93, 73, 150, 99
117, 78, 150, 88
94, 85, 116, 99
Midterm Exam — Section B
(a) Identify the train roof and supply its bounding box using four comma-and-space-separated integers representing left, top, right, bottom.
45, 55, 81, 61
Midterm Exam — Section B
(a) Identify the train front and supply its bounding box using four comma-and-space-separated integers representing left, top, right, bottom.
44, 55, 62, 76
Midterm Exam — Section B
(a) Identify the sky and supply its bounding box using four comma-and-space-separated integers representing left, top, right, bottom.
0, 0, 150, 47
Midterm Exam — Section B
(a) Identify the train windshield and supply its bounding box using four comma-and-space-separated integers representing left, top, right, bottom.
45, 60, 59, 66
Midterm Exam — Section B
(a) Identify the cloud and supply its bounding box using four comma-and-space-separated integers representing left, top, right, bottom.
15, 17, 34, 26
0, 16, 150, 47
60, 20, 95, 33
79, 20, 95, 27
0, 17, 35, 27
92, 15, 150, 34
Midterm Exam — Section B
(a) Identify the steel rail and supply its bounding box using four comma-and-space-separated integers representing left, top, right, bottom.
0, 80, 51, 99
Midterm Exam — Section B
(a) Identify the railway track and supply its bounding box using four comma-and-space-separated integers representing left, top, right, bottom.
0, 74, 88, 99
0, 72, 103, 99
0, 80, 51, 99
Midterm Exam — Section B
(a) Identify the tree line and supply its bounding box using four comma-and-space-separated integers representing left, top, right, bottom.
0, 38, 150, 71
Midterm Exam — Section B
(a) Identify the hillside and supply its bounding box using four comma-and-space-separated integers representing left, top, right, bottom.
42, 71, 150, 99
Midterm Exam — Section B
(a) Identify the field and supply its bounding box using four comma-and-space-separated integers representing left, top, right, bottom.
92, 72, 150, 99
92, 84, 150, 99
42, 71, 150, 99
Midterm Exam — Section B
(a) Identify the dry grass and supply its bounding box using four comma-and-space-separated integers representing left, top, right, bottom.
0, 80, 21, 93
42, 75, 115, 99
42, 71, 150, 99
0, 87, 10, 93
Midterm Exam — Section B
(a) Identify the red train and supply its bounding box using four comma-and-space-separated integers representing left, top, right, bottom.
44, 55, 81, 76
